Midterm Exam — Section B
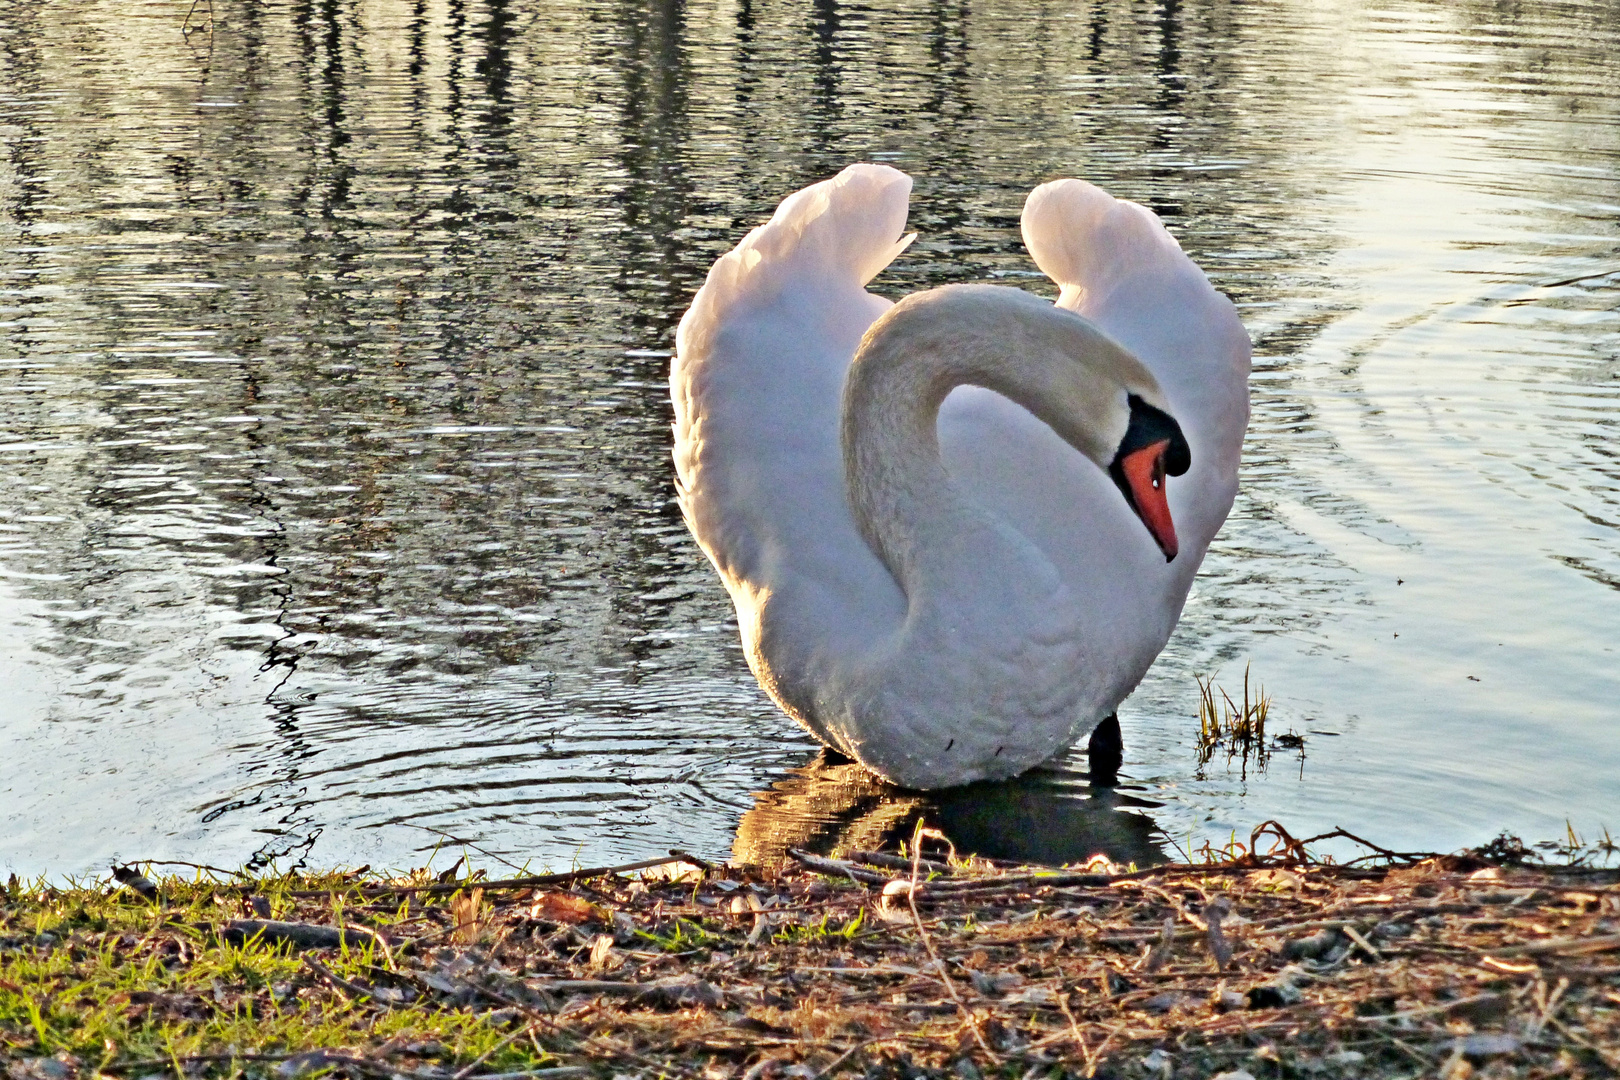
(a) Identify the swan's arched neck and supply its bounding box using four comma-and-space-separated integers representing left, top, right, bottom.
839, 284, 1169, 602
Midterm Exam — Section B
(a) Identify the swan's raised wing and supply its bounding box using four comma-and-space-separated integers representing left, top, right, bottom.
931, 180, 1250, 711
671, 165, 914, 728
1020, 180, 1251, 557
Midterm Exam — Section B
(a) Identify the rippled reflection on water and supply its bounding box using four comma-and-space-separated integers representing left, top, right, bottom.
733, 754, 1170, 871
0, 0, 1616, 875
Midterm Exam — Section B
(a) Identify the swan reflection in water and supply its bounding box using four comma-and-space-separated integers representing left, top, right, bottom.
732, 751, 1168, 871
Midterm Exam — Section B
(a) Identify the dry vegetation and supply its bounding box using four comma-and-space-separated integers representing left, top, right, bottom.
2, 825, 1618, 1080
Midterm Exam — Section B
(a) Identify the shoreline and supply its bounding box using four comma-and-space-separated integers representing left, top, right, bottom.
2, 832, 1617, 1079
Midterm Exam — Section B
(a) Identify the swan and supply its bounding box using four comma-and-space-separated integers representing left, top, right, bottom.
671, 164, 1249, 790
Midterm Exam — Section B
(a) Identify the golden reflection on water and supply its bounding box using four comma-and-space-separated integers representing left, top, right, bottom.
733, 753, 1167, 871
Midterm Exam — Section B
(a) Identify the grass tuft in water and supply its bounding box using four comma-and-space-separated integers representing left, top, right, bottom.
1194, 662, 1271, 775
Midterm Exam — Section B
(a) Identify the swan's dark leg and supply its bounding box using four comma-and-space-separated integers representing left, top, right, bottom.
1087, 713, 1122, 786
819, 744, 855, 766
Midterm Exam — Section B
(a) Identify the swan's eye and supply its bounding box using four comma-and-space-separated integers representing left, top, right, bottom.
1118, 394, 1191, 477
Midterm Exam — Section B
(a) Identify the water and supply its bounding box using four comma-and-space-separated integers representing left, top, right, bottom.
1, 0, 1617, 877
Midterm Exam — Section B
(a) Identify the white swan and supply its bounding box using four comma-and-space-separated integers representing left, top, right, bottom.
671, 164, 1249, 790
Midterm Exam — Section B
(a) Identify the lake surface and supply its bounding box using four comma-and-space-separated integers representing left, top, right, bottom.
2, 0, 1617, 877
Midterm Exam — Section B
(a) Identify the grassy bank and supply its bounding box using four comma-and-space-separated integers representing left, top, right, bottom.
2, 829, 1617, 1080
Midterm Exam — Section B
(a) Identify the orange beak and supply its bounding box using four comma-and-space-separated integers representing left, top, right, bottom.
1117, 438, 1179, 562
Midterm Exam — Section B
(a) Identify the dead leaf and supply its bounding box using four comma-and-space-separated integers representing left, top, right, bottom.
450, 887, 485, 944
528, 891, 601, 925
588, 933, 619, 971
1246, 869, 1303, 891
878, 879, 917, 924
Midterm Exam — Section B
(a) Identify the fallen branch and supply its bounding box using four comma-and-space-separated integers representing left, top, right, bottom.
101, 1054, 293, 1074
1296, 827, 1439, 866
283, 855, 708, 898
788, 849, 891, 885
222, 919, 385, 951
303, 954, 376, 1000
1485, 932, 1620, 958
904, 825, 999, 1065
849, 850, 957, 877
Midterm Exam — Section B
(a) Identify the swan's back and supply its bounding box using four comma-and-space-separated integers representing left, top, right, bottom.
672, 165, 914, 733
